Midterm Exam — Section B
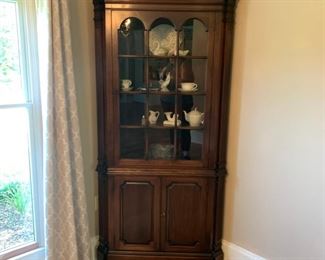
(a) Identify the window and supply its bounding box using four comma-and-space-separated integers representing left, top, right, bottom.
0, 0, 44, 259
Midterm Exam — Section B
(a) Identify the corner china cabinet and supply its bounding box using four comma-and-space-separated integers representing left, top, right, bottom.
93, 1, 237, 259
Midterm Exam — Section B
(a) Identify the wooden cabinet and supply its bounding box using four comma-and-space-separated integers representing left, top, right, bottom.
93, 1, 237, 259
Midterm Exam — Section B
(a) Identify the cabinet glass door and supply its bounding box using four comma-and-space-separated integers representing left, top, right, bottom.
117, 16, 209, 162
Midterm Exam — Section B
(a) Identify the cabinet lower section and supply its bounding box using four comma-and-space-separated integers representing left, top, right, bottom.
98, 170, 225, 260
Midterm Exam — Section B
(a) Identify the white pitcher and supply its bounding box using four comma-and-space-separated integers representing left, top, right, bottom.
148, 110, 160, 125
121, 79, 132, 90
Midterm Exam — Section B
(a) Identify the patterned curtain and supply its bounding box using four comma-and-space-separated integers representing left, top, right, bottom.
41, 0, 91, 259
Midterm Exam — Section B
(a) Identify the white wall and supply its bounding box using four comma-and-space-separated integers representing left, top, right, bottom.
225, 0, 325, 259
68, 0, 98, 249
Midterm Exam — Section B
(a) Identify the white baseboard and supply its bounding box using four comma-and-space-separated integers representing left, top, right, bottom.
222, 240, 266, 260
89, 237, 264, 260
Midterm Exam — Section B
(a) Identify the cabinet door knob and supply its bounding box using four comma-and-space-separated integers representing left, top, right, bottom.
161, 212, 166, 217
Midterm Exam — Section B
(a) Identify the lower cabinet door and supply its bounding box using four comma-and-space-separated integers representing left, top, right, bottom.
161, 177, 214, 253
112, 176, 160, 251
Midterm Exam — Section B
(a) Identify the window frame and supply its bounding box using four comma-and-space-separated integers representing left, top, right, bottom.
0, 0, 44, 259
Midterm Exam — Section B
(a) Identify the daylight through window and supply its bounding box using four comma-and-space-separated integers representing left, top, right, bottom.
0, 0, 42, 258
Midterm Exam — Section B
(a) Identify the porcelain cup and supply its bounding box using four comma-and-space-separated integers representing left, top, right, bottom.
181, 82, 198, 91
121, 79, 132, 90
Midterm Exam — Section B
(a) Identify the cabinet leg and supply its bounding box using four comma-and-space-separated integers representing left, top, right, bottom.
214, 250, 224, 260
211, 245, 224, 260
97, 239, 109, 260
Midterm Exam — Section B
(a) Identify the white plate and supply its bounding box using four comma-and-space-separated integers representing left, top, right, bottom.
149, 24, 184, 55
178, 88, 198, 92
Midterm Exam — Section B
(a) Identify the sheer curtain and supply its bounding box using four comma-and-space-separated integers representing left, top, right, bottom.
36, 0, 91, 259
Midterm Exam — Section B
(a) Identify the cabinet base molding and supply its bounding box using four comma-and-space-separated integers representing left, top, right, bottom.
107, 252, 221, 260
97, 239, 109, 260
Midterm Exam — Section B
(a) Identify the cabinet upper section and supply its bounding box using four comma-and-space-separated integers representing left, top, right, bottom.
92, 0, 237, 169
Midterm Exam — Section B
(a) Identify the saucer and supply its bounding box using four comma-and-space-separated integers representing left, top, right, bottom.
178, 88, 198, 92
121, 87, 133, 91
163, 120, 181, 127
137, 87, 147, 91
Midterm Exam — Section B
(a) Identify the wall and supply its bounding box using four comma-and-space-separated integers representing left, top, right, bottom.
68, 0, 99, 251
225, 0, 325, 259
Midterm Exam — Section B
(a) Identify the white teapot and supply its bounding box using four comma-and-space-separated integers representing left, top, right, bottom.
183, 107, 204, 127
148, 110, 160, 125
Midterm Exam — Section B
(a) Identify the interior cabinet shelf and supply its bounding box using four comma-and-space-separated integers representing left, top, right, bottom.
179, 56, 208, 59
119, 90, 147, 94
177, 125, 205, 130
119, 90, 206, 95
120, 124, 205, 130
119, 55, 208, 59
120, 125, 145, 129
176, 91, 206, 95
148, 91, 177, 95
119, 54, 147, 58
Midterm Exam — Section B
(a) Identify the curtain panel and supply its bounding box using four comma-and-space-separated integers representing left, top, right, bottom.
37, 0, 91, 259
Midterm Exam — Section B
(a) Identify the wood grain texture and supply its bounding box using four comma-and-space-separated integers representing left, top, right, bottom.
161, 177, 213, 253
112, 176, 160, 251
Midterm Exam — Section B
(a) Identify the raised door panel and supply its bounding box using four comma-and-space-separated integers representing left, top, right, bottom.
161, 177, 214, 252
112, 176, 160, 251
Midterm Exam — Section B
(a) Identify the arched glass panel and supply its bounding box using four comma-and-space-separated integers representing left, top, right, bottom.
118, 17, 145, 55
175, 19, 208, 160
178, 18, 208, 93
149, 18, 176, 57
179, 18, 208, 57
118, 18, 146, 160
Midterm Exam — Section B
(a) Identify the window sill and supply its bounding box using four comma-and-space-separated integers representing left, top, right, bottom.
0, 243, 45, 260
